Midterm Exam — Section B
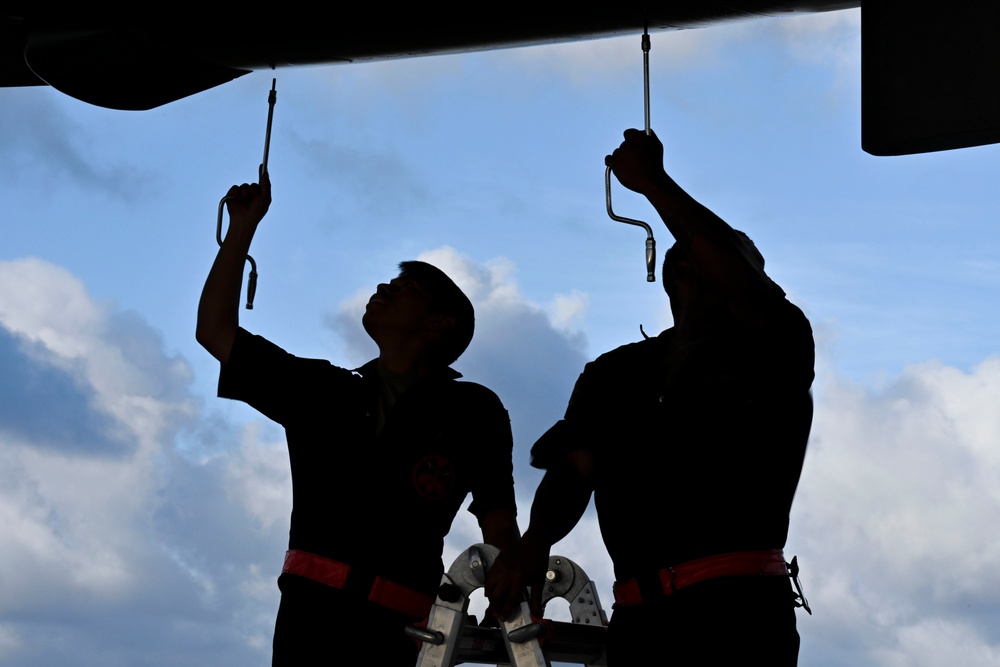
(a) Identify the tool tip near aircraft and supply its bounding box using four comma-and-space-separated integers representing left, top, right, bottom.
3, 2, 1000, 156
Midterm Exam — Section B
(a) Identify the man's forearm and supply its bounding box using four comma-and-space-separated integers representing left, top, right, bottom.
644, 175, 730, 249
482, 456, 593, 621
479, 509, 521, 553
197, 170, 271, 363
196, 225, 255, 363
522, 459, 593, 550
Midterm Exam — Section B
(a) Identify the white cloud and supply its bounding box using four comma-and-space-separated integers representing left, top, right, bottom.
792, 355, 1000, 664
0, 260, 177, 605
0, 258, 283, 666
0, 257, 101, 357
0, 259, 197, 445
548, 289, 590, 332
223, 422, 292, 531
874, 618, 1000, 667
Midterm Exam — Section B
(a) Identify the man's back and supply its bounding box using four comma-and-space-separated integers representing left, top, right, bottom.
533, 292, 813, 578
484, 130, 814, 665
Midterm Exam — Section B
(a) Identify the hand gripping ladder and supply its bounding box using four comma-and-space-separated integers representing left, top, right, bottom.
409, 544, 608, 667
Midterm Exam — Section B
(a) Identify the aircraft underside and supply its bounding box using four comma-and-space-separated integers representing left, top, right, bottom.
4, 2, 1000, 156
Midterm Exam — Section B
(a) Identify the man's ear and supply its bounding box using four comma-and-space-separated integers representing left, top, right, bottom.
425, 313, 456, 334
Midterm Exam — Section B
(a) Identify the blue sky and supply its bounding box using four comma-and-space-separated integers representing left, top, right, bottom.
3, 8, 1000, 665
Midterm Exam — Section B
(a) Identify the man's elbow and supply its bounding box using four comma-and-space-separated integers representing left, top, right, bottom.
195, 322, 234, 364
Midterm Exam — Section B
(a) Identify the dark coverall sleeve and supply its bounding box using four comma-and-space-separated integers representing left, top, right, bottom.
464, 384, 517, 518
529, 362, 607, 471
218, 327, 347, 426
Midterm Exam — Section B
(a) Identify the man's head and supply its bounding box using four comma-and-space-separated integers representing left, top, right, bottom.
397, 261, 475, 365
362, 261, 474, 367
662, 231, 764, 315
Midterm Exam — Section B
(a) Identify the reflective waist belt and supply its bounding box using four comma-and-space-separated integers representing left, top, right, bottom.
282, 549, 436, 619
612, 549, 789, 608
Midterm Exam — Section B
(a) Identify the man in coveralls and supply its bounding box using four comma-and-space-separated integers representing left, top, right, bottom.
486, 130, 814, 665
197, 167, 519, 665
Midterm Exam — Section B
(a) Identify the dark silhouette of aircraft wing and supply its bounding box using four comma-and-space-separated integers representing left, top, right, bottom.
5, 2, 1000, 155
3, 3, 856, 111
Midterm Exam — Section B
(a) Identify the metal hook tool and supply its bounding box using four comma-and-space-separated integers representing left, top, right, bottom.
216, 77, 277, 309
605, 28, 656, 283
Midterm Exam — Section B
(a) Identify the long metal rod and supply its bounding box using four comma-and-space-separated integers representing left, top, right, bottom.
216, 78, 276, 309
642, 29, 651, 136
605, 29, 656, 282
262, 78, 276, 172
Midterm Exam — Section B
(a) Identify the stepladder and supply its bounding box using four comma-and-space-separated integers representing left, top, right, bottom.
409, 544, 608, 667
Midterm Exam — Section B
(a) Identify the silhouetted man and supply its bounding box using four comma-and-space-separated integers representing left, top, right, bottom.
486, 130, 814, 665
197, 167, 519, 666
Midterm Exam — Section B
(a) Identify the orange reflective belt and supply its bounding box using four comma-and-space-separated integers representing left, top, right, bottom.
612, 549, 789, 608
282, 549, 436, 619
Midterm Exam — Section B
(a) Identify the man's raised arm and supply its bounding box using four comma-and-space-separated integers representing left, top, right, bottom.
606, 129, 771, 300
196, 166, 271, 364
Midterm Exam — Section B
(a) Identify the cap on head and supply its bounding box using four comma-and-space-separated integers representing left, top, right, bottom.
397, 260, 474, 366
732, 229, 765, 273
662, 229, 765, 297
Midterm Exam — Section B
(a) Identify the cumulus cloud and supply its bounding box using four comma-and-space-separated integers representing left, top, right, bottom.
0, 325, 124, 455
548, 289, 590, 333
0, 258, 287, 667
222, 422, 294, 532
792, 355, 1000, 665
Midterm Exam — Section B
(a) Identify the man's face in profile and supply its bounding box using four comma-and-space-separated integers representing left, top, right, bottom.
362, 275, 433, 341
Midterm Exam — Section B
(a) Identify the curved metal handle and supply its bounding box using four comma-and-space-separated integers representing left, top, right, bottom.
216, 195, 259, 309
605, 164, 656, 282
245, 258, 258, 310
